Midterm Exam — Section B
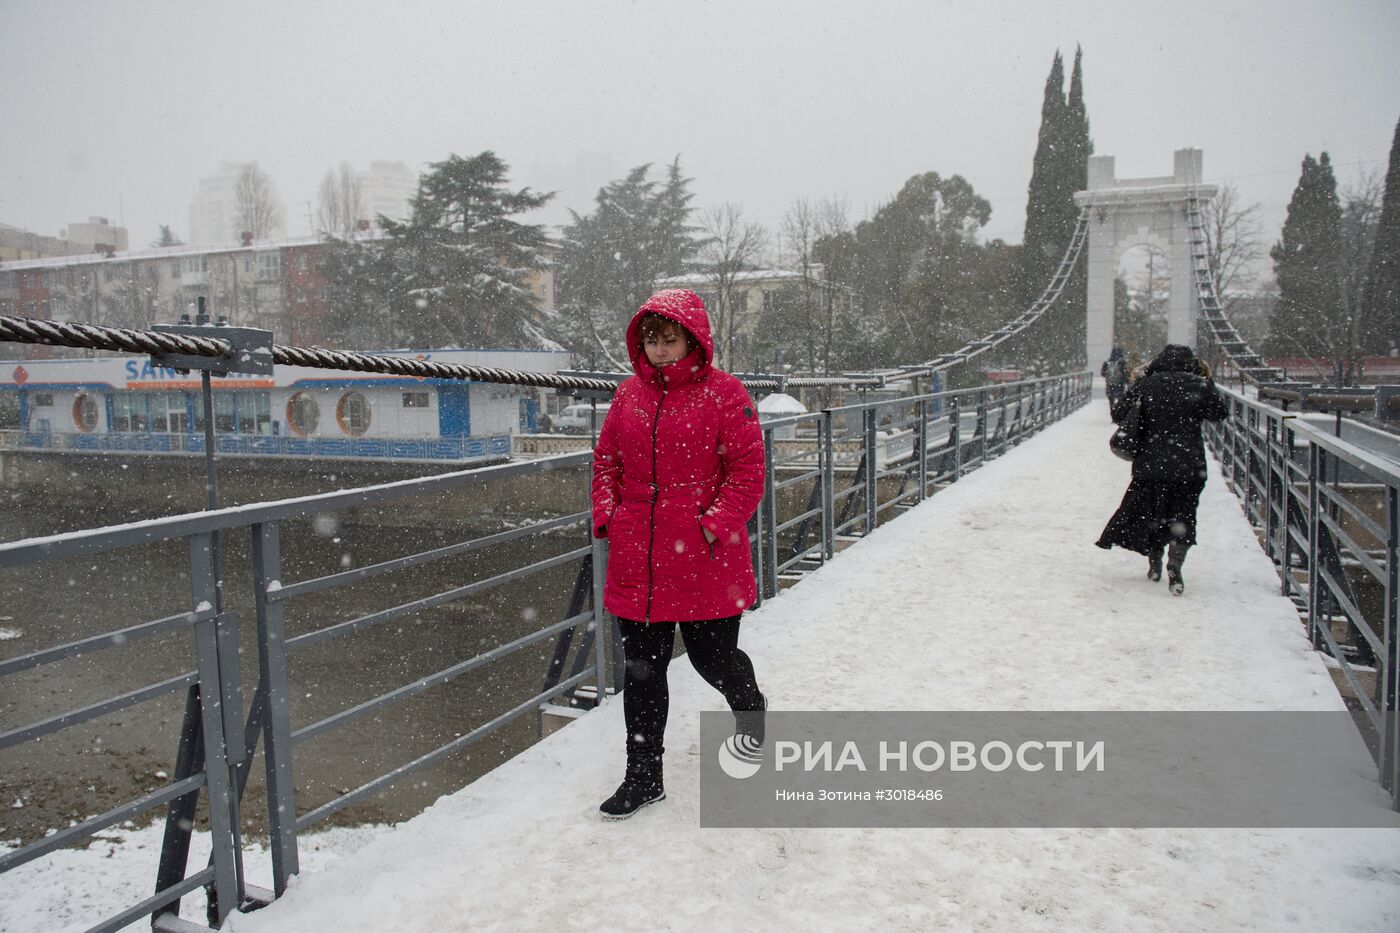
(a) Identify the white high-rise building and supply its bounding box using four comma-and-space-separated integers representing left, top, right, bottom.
357, 160, 417, 229
189, 162, 287, 245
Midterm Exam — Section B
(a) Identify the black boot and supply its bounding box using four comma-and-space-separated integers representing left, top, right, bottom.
733, 693, 767, 747
1146, 549, 1163, 582
1167, 542, 1188, 596
599, 748, 665, 820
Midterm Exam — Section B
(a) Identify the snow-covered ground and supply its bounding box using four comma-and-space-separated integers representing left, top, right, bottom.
4, 400, 1399, 932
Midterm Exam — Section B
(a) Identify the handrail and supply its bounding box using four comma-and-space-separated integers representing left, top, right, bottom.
0, 369, 1093, 932
1206, 384, 1398, 812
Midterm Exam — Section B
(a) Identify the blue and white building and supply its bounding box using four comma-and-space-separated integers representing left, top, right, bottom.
0, 348, 573, 462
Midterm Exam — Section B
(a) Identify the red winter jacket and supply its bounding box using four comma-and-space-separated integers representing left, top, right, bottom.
591, 289, 766, 623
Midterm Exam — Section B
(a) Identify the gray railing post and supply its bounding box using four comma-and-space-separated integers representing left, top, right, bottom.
916, 398, 929, 500
1281, 418, 1299, 598
589, 534, 611, 695
1264, 413, 1280, 569
251, 521, 299, 895
949, 396, 962, 480
188, 532, 241, 925
863, 408, 878, 535
997, 387, 1009, 455
1384, 485, 1398, 807
821, 410, 835, 560
762, 428, 779, 599
976, 390, 989, 462
1308, 444, 1323, 652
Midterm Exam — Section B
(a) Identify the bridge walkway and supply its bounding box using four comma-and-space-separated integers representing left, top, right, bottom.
8, 400, 1399, 932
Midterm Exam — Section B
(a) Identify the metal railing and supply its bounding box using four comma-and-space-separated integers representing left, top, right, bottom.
0, 452, 604, 932
0, 428, 512, 463
0, 372, 1090, 931
1207, 384, 1399, 809
749, 372, 1091, 600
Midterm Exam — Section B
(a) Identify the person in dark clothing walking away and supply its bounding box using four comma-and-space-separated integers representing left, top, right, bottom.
1096, 344, 1229, 595
1101, 346, 1129, 409
591, 289, 768, 820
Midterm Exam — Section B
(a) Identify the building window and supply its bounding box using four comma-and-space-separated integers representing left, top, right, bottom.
156, 393, 188, 433
237, 391, 272, 435
32, 392, 54, 407
336, 391, 371, 436
213, 392, 236, 433
402, 391, 430, 409
111, 393, 133, 432
0, 393, 18, 430
73, 393, 100, 433
286, 391, 320, 436
256, 252, 280, 279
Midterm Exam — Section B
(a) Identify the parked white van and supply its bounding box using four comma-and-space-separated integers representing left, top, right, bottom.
552, 402, 611, 434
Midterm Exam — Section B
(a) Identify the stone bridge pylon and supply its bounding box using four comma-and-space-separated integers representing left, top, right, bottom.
1074, 148, 1216, 368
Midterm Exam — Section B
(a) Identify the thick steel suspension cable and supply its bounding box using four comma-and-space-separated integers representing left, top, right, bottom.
0, 314, 789, 394
897, 206, 1092, 380
1183, 193, 1301, 388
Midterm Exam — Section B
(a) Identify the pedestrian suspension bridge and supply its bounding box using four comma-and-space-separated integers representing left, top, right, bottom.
0, 150, 1397, 933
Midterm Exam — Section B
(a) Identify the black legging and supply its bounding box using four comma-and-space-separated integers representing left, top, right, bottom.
617, 615, 763, 754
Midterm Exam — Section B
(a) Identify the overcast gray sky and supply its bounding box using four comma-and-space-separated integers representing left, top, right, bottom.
3, 0, 1397, 274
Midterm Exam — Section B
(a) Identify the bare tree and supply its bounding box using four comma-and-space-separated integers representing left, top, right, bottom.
233, 161, 282, 240
698, 203, 769, 369
813, 198, 852, 377
780, 198, 820, 370
316, 162, 365, 237
1201, 182, 1263, 298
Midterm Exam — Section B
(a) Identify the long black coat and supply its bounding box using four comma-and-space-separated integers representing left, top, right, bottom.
1098, 358, 1229, 555
1111, 370, 1229, 484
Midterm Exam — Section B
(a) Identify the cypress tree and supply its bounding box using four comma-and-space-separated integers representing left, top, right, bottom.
1019, 48, 1092, 371
1020, 51, 1066, 312
1268, 153, 1343, 359
1361, 117, 1400, 354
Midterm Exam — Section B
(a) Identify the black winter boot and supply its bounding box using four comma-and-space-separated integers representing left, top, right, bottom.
599, 749, 665, 820
733, 693, 767, 747
1167, 542, 1189, 595
1147, 549, 1164, 582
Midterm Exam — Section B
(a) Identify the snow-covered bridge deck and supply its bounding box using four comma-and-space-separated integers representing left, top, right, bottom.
9, 400, 1400, 932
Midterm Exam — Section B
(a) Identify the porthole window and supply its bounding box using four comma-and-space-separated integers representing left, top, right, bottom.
286, 391, 320, 436
336, 391, 371, 436
73, 393, 100, 433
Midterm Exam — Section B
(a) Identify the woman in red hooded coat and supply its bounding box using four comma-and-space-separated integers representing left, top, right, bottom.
591, 288, 767, 819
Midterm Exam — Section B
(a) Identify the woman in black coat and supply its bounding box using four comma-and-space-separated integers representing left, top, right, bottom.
1095, 344, 1229, 594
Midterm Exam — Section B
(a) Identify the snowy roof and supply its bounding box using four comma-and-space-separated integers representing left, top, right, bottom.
756, 392, 807, 414
655, 269, 806, 288
0, 231, 388, 273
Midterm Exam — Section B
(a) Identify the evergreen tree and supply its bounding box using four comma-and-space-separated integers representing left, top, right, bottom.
378, 151, 553, 348
655, 158, 704, 280
319, 235, 395, 349
151, 225, 183, 248
1019, 52, 1067, 309
1055, 45, 1093, 366
1268, 153, 1343, 359
554, 159, 703, 367
1017, 47, 1092, 372
1361, 117, 1400, 354
822, 171, 993, 365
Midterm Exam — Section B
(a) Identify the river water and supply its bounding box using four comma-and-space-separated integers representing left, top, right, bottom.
0, 456, 598, 848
